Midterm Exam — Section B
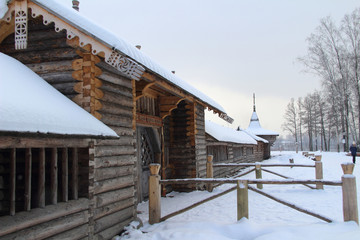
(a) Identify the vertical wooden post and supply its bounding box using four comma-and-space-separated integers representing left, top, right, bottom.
72, 148, 79, 200
149, 163, 161, 224
255, 163, 263, 189
10, 148, 16, 216
62, 148, 68, 202
206, 155, 214, 192
237, 180, 248, 220
315, 159, 323, 190
289, 158, 294, 168
24, 148, 32, 211
38, 148, 45, 208
341, 163, 359, 224
50, 148, 58, 204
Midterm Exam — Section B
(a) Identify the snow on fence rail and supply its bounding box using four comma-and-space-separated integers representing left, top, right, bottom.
148, 160, 359, 226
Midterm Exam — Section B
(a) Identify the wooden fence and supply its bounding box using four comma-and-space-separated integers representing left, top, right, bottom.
148, 159, 358, 225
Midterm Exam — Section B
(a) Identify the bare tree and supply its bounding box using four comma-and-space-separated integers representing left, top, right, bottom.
282, 98, 298, 142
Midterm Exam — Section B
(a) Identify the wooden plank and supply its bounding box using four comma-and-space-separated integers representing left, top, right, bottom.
94, 198, 134, 220
94, 155, 136, 168
26, 60, 73, 74
24, 148, 32, 211
0, 136, 90, 148
94, 166, 133, 181
95, 186, 134, 208
72, 148, 79, 200
10, 148, 16, 216
95, 218, 132, 240
46, 224, 88, 240
237, 181, 248, 220
62, 148, 68, 202
50, 148, 58, 205
160, 186, 237, 222
0, 199, 89, 238
160, 178, 342, 186
94, 206, 133, 233
38, 148, 45, 208
1, 211, 89, 240
94, 145, 135, 157
248, 186, 333, 223
94, 175, 134, 194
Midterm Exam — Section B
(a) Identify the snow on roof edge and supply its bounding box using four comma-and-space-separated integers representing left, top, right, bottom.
31, 0, 227, 115
205, 120, 257, 145
0, 52, 119, 138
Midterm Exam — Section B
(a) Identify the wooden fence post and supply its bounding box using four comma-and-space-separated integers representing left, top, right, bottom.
149, 164, 161, 224
315, 159, 323, 190
237, 180, 248, 220
255, 163, 263, 189
341, 163, 358, 224
206, 155, 214, 192
289, 158, 294, 168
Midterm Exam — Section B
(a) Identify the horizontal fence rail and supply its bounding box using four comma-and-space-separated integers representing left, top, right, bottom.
159, 178, 342, 186
213, 163, 315, 168
148, 161, 358, 226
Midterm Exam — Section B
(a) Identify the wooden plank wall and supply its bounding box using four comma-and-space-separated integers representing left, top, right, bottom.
0, 16, 136, 239
195, 104, 207, 179
206, 133, 265, 178
93, 60, 136, 236
168, 101, 197, 191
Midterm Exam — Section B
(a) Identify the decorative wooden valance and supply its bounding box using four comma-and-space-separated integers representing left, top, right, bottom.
3, 0, 145, 81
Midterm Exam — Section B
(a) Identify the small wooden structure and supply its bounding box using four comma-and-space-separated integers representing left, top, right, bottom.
245, 94, 279, 159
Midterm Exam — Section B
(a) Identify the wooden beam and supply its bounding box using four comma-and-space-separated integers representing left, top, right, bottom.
62, 148, 68, 202
24, 148, 32, 211
10, 148, 16, 216
50, 148, 58, 205
248, 186, 333, 223
0, 136, 91, 148
0, 199, 90, 238
72, 148, 79, 200
38, 148, 46, 208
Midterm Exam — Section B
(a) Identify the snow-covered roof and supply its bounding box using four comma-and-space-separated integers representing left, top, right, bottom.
242, 129, 269, 144
246, 111, 279, 136
205, 120, 257, 145
0, 53, 119, 137
28, 0, 226, 114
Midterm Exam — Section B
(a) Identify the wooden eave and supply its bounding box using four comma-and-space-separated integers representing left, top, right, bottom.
1, 0, 145, 80
142, 70, 224, 115
0, 131, 118, 148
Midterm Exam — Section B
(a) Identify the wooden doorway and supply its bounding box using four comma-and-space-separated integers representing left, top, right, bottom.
136, 127, 161, 202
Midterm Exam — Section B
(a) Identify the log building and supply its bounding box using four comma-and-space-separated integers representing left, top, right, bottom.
0, 0, 235, 239
0, 1, 275, 239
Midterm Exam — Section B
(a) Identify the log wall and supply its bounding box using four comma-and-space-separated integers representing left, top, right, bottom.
206, 134, 265, 178
168, 101, 196, 191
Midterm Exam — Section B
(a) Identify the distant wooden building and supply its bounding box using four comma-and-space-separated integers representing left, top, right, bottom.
205, 121, 267, 177
0, 0, 234, 238
246, 94, 279, 159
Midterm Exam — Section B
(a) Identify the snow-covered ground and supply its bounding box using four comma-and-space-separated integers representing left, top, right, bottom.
118, 151, 360, 240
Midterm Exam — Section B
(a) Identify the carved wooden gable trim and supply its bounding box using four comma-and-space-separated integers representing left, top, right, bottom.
3, 0, 145, 81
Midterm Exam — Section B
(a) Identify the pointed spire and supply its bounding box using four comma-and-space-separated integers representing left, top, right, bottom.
253, 93, 256, 112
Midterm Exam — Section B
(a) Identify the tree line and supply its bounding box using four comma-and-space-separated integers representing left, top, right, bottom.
282, 8, 360, 152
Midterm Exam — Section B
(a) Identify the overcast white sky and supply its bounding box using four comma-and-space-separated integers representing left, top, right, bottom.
76, 0, 359, 136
